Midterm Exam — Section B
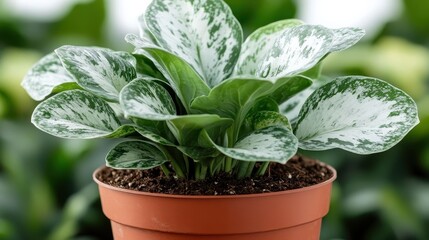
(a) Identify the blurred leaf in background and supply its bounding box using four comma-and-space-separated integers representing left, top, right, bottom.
0, 1, 113, 239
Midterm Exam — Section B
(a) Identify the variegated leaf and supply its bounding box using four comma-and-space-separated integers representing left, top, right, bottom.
106, 141, 168, 169
31, 90, 122, 139
330, 27, 365, 52
138, 14, 159, 47
21, 52, 76, 101
106, 125, 136, 138
131, 47, 210, 112
233, 19, 303, 76
145, 0, 243, 87
281, 76, 332, 124
55, 46, 136, 101
203, 126, 298, 163
119, 78, 176, 120
235, 24, 364, 79
295, 76, 419, 154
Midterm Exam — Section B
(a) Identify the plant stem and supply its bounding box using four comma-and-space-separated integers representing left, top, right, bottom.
210, 157, 224, 176
160, 146, 186, 178
225, 157, 232, 172
236, 161, 249, 179
195, 162, 208, 180
256, 162, 270, 176
171, 161, 186, 178
183, 155, 190, 175
160, 164, 171, 176
245, 162, 256, 177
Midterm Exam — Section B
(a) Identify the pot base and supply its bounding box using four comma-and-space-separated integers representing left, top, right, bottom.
111, 219, 321, 240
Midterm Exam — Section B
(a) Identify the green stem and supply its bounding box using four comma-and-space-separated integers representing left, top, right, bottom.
171, 161, 186, 178
236, 161, 249, 179
210, 157, 224, 176
195, 162, 208, 180
256, 162, 270, 176
160, 164, 171, 176
245, 162, 256, 178
183, 155, 190, 175
225, 157, 232, 172
162, 146, 186, 178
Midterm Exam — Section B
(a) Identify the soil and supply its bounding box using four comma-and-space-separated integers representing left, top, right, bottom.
96, 155, 333, 195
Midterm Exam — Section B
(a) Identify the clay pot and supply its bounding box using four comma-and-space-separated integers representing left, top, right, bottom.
93, 165, 336, 240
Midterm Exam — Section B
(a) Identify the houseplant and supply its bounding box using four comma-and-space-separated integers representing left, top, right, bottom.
21, 0, 419, 239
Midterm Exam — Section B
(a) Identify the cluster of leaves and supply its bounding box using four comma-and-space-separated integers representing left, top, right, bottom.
21, 0, 419, 180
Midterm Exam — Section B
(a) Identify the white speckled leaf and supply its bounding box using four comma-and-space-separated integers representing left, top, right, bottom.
330, 27, 365, 52
145, 0, 242, 87
55, 46, 136, 102
138, 14, 159, 47
235, 25, 364, 79
205, 126, 298, 163
233, 19, 303, 76
106, 141, 168, 169
21, 52, 76, 101
295, 76, 419, 154
119, 78, 176, 120
31, 90, 123, 139
281, 76, 332, 124
258, 25, 334, 78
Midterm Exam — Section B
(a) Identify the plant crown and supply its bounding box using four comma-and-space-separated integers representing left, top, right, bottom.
22, 0, 419, 179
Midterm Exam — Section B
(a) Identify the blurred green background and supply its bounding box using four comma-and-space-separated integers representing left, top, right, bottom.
0, 0, 428, 239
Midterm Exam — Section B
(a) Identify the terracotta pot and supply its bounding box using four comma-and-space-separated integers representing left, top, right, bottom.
93, 164, 336, 240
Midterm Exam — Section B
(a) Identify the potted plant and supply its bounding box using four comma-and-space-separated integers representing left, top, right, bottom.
21, 0, 419, 239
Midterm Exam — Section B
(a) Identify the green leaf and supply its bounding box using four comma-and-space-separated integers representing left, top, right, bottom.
106, 141, 169, 169
203, 126, 298, 163
31, 90, 123, 139
269, 75, 313, 104
250, 111, 291, 130
21, 52, 76, 101
168, 115, 233, 146
233, 19, 303, 76
126, 43, 210, 112
191, 76, 311, 140
295, 76, 420, 154
133, 54, 165, 80
191, 78, 273, 119
234, 24, 364, 79
119, 78, 176, 120
135, 126, 175, 146
55, 46, 136, 101
145, 0, 243, 87
177, 146, 220, 160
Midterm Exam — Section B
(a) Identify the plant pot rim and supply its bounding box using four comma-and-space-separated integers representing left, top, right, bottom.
93, 162, 336, 199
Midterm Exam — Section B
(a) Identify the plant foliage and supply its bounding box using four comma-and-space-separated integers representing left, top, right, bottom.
22, 0, 419, 179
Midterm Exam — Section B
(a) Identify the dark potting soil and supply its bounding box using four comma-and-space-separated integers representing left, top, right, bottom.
96, 155, 333, 195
